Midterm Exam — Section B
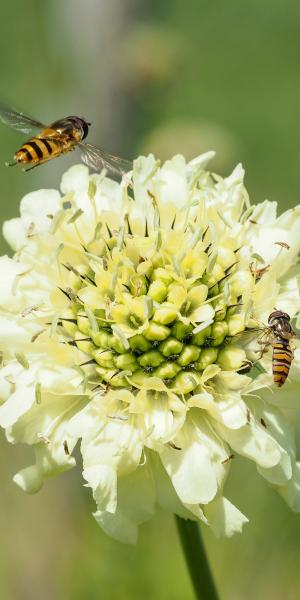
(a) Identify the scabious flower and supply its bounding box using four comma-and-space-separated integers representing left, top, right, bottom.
1, 151, 300, 543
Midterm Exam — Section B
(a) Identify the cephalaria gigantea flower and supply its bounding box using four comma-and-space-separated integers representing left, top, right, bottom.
1, 152, 300, 543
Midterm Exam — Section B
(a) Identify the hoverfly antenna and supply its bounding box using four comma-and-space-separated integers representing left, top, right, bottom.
5, 161, 17, 167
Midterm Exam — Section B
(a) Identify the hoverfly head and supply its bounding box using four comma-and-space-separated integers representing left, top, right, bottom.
78, 117, 90, 139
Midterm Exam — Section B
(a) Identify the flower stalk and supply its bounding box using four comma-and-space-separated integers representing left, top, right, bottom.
176, 516, 219, 600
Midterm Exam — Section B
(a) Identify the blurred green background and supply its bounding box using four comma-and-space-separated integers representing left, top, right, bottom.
1, 1, 300, 598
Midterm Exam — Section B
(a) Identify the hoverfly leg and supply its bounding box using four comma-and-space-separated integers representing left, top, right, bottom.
22, 164, 40, 172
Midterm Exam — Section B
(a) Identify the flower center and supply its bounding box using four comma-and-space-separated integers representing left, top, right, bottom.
57, 213, 253, 397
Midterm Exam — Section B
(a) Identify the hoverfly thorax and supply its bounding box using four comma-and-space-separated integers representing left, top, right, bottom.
49, 116, 90, 141
268, 310, 293, 339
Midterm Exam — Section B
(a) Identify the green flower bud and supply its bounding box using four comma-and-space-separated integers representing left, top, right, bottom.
144, 322, 170, 341
191, 325, 212, 346
106, 237, 117, 251
148, 280, 168, 302
153, 305, 177, 325
138, 351, 164, 368
217, 346, 246, 370
230, 270, 253, 296
61, 310, 77, 336
177, 345, 201, 367
77, 313, 90, 336
93, 349, 115, 368
92, 330, 126, 353
129, 334, 152, 353
110, 372, 131, 387
130, 369, 151, 386
202, 264, 224, 288
171, 322, 193, 341
159, 337, 183, 357
110, 336, 127, 354
91, 329, 109, 347
114, 352, 138, 371
214, 300, 227, 321
129, 275, 147, 297
226, 314, 245, 336
75, 335, 96, 354
96, 367, 118, 383
137, 260, 153, 278
151, 252, 164, 268
208, 284, 219, 297
154, 362, 181, 379
173, 371, 201, 393
210, 321, 228, 346
195, 348, 219, 371
68, 265, 91, 291
152, 268, 173, 286
167, 284, 185, 304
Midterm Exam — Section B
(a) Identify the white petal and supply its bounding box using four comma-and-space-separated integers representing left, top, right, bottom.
2, 218, 26, 250
204, 496, 248, 537
156, 155, 188, 209
13, 465, 43, 494
0, 315, 33, 351
279, 462, 300, 511
160, 420, 218, 504
83, 464, 117, 513
94, 462, 155, 544
214, 420, 282, 468
0, 377, 35, 429
150, 451, 199, 520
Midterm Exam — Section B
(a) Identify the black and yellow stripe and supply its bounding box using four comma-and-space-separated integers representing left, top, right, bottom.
16, 136, 61, 164
272, 339, 293, 387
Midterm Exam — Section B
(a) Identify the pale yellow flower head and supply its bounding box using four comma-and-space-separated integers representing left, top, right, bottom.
1, 152, 300, 543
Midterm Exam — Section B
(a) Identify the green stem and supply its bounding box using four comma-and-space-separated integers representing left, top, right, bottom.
175, 516, 219, 600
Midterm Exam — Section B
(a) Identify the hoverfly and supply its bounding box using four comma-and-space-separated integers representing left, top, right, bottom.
236, 309, 295, 387
0, 106, 132, 177
267, 310, 295, 387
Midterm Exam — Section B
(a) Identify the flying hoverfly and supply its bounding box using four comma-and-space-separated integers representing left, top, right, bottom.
236, 309, 295, 387
0, 106, 132, 177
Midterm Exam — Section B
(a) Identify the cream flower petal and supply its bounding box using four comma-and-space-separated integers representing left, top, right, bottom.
94, 462, 155, 544
279, 463, 300, 512
204, 496, 249, 537
214, 420, 283, 469
160, 419, 218, 505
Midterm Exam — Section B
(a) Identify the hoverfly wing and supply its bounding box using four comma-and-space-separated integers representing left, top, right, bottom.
0, 106, 45, 134
227, 326, 269, 350
78, 142, 132, 178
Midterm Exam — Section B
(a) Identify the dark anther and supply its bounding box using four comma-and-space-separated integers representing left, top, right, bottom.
79, 359, 96, 367
224, 261, 239, 275
125, 214, 133, 235
202, 226, 209, 241
106, 223, 113, 238
204, 243, 212, 254
57, 287, 72, 301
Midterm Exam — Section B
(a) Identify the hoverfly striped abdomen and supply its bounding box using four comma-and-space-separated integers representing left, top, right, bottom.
268, 310, 294, 387
15, 137, 59, 165
272, 337, 293, 387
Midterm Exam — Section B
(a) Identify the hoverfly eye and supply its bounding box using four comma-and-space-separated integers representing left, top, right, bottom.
81, 120, 89, 139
